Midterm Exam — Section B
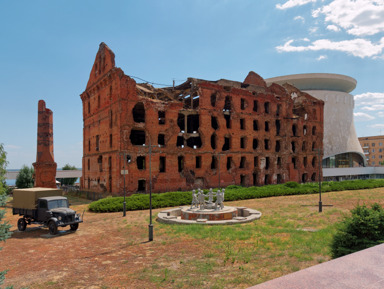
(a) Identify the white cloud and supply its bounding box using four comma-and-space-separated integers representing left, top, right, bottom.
317, 55, 327, 60
327, 24, 340, 32
276, 0, 317, 10
309, 26, 318, 34
276, 37, 384, 58
354, 112, 376, 120
4, 144, 21, 150
314, 0, 384, 36
361, 104, 384, 111
355, 92, 384, 101
378, 111, 384, 117
368, 123, 384, 128
294, 16, 305, 22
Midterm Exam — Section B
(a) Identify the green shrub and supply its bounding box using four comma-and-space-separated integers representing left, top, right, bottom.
284, 181, 299, 188
88, 179, 384, 213
331, 203, 384, 258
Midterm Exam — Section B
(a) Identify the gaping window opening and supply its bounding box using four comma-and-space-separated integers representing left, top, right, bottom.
312, 126, 317, 135
178, 156, 184, 172
177, 113, 185, 131
240, 156, 246, 168
96, 135, 100, 151
291, 141, 296, 153
109, 110, 113, 128
187, 114, 199, 133
264, 102, 270, 114
88, 140, 91, 152
253, 173, 257, 186
265, 157, 270, 170
302, 173, 308, 183
311, 173, 316, 181
275, 140, 281, 152
211, 92, 217, 107
132, 102, 145, 123
158, 111, 165, 125
312, 156, 317, 168
158, 134, 165, 146
211, 156, 218, 169
253, 138, 258, 150
253, 100, 258, 112
211, 134, 217, 150
98, 95, 100, 108
276, 120, 281, 136
276, 104, 281, 117
159, 157, 166, 173
264, 174, 270, 185
137, 156, 146, 170
211, 116, 218, 130
241, 175, 246, 186
98, 155, 103, 172
292, 124, 298, 136
222, 136, 230, 151
292, 157, 297, 169
303, 125, 307, 135
312, 142, 316, 151
186, 136, 202, 149
277, 157, 282, 168
277, 174, 282, 184
224, 95, 232, 111
177, 136, 184, 147
303, 156, 308, 167
130, 130, 146, 146
224, 114, 231, 129
88, 102, 90, 114
88, 159, 90, 171
138, 179, 146, 192
264, 139, 270, 150
241, 98, 246, 110
254, 156, 258, 167
109, 134, 112, 148
227, 156, 232, 170
253, 120, 259, 131
240, 137, 246, 149
240, 118, 245, 130
265, 121, 270, 132
196, 156, 202, 169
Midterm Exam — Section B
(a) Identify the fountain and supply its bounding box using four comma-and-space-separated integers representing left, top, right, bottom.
157, 188, 262, 225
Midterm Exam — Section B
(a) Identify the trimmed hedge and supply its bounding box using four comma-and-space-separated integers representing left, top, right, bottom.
88, 179, 384, 213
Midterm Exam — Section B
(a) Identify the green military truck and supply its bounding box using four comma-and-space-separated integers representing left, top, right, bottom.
12, 188, 83, 235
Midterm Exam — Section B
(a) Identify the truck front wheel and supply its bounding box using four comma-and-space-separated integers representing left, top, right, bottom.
48, 221, 58, 235
17, 218, 27, 231
70, 223, 79, 231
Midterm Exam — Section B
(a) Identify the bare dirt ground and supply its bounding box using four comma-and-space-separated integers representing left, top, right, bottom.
2, 188, 384, 289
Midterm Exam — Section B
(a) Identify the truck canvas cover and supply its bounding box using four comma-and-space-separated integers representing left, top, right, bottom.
13, 188, 63, 209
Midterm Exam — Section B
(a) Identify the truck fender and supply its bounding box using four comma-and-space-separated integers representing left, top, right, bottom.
47, 217, 59, 225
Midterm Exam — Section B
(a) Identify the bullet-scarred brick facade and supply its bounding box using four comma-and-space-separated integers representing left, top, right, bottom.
80, 43, 324, 195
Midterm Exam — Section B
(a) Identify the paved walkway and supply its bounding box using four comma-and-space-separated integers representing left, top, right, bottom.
249, 244, 384, 289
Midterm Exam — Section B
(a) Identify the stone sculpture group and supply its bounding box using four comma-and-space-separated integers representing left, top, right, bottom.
190, 188, 225, 210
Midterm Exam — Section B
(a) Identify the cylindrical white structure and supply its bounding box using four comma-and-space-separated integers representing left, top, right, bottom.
265, 73, 366, 167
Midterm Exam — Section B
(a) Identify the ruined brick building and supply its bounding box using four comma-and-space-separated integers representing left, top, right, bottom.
80, 43, 324, 195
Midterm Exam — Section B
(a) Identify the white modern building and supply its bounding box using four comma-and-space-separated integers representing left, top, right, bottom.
265, 73, 374, 180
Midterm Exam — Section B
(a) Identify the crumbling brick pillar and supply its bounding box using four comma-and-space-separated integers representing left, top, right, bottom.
33, 100, 57, 188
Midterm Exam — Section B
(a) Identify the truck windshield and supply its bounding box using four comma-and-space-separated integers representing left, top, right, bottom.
47, 199, 68, 209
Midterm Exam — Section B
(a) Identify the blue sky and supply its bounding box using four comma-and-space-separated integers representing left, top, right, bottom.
1, 0, 384, 169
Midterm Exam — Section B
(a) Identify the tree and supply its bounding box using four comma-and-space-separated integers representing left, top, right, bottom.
0, 144, 12, 286
0, 144, 8, 195
15, 165, 34, 188
57, 164, 78, 186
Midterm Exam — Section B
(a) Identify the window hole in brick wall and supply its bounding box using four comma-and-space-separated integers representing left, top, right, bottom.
138, 180, 146, 192
292, 157, 297, 169
158, 134, 165, 146
227, 156, 232, 170
241, 174, 246, 186
275, 140, 281, 152
253, 100, 258, 112
303, 156, 308, 167
187, 114, 199, 133
187, 136, 202, 149
240, 118, 245, 130
264, 139, 270, 150
222, 136, 230, 151
253, 173, 257, 185
241, 98, 246, 110
253, 120, 259, 131
132, 102, 145, 123
98, 155, 103, 172
302, 173, 308, 183
211, 116, 218, 130
211, 156, 218, 169
137, 156, 146, 170
291, 141, 296, 153
178, 156, 184, 172
211, 134, 217, 150
241, 137, 246, 149
292, 124, 298, 136
303, 125, 307, 135
254, 156, 258, 167
312, 156, 317, 168
211, 92, 217, 107
224, 96, 232, 111
224, 114, 231, 129
265, 121, 270, 132
130, 130, 146, 145
312, 126, 317, 135
240, 156, 246, 168
177, 114, 185, 131
264, 102, 270, 113
311, 173, 316, 181
276, 104, 281, 117
177, 136, 184, 147
196, 156, 202, 168
158, 111, 165, 124
159, 156, 166, 172
265, 157, 270, 170
277, 174, 282, 184
276, 120, 281, 135
253, 139, 259, 149
302, 141, 307, 151
277, 157, 282, 168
